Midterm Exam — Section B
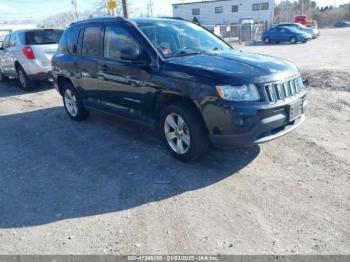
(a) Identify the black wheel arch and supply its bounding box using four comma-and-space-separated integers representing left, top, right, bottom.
56, 76, 76, 96
152, 92, 209, 134
14, 61, 20, 69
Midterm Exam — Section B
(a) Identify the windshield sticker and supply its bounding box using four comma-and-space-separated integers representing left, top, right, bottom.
162, 48, 172, 55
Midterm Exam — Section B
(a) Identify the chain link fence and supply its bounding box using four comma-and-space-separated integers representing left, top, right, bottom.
204, 23, 267, 44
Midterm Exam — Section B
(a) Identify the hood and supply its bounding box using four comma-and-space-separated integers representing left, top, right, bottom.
166, 49, 299, 85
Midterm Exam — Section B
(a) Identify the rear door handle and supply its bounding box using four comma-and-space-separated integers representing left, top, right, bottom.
98, 64, 108, 71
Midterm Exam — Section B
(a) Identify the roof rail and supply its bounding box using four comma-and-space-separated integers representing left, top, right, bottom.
69, 16, 126, 27
159, 16, 185, 21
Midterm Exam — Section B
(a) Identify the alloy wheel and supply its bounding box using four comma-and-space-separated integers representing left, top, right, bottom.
18, 69, 26, 87
164, 113, 191, 155
64, 89, 78, 117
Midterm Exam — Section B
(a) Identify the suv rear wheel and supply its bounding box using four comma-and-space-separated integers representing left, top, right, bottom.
63, 83, 89, 121
160, 102, 209, 162
16, 66, 33, 90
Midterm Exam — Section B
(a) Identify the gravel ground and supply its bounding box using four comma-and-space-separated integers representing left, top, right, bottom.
0, 29, 349, 255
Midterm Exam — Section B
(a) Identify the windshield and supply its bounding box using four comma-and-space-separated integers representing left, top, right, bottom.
135, 19, 232, 58
297, 24, 309, 29
25, 29, 63, 45
284, 27, 302, 33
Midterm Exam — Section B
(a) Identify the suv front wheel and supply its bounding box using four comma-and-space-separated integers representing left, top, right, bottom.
160, 102, 209, 162
63, 83, 89, 121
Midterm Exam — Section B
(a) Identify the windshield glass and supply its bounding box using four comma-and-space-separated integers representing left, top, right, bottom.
135, 19, 232, 58
298, 24, 310, 29
284, 27, 302, 33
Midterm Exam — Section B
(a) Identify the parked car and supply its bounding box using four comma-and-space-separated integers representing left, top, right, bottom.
52, 17, 307, 161
0, 30, 12, 45
0, 29, 63, 89
294, 15, 317, 28
262, 26, 312, 44
334, 21, 350, 28
273, 23, 320, 38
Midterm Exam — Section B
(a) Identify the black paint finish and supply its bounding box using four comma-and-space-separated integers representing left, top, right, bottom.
52, 17, 307, 147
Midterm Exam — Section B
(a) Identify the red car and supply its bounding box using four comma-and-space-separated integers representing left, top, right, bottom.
294, 15, 317, 28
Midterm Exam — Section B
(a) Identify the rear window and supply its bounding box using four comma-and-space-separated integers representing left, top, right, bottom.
25, 29, 63, 45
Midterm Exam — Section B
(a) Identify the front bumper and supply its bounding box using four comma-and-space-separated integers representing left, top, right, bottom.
298, 35, 311, 42
208, 95, 308, 148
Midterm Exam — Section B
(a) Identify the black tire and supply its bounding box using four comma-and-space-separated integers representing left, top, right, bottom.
0, 70, 9, 82
62, 82, 89, 121
16, 66, 33, 90
263, 37, 271, 44
160, 102, 209, 162
290, 36, 297, 44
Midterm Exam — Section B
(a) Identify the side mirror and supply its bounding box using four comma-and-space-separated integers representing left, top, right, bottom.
120, 47, 143, 61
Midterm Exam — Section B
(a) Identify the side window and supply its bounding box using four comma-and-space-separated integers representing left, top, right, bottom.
66, 27, 80, 54
57, 31, 67, 54
261, 3, 269, 10
232, 5, 238, 12
2, 35, 10, 49
9, 33, 16, 47
192, 8, 200, 15
103, 26, 139, 60
215, 6, 223, 14
81, 26, 101, 57
252, 3, 260, 11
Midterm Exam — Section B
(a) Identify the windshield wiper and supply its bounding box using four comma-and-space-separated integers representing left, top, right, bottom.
174, 50, 203, 57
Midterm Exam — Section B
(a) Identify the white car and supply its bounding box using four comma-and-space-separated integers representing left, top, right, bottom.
0, 29, 63, 90
273, 23, 320, 39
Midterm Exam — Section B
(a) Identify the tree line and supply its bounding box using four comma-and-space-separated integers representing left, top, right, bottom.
275, 0, 350, 27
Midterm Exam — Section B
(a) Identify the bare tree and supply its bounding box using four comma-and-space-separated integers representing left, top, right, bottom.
275, 0, 350, 27
40, 9, 105, 28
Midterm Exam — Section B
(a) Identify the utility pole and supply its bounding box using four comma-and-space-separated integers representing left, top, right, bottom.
301, 0, 304, 14
122, 0, 128, 18
149, 0, 153, 17
71, 0, 79, 21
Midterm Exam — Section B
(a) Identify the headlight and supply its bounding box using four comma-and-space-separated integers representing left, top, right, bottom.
216, 84, 260, 101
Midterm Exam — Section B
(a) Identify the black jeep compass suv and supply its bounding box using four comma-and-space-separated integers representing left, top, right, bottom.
52, 17, 307, 161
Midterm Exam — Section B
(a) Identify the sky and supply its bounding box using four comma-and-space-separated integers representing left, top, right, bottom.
0, 0, 349, 21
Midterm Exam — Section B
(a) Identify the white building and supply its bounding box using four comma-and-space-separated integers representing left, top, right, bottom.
173, 0, 275, 25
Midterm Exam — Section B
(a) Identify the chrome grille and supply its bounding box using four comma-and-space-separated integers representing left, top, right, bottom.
263, 76, 305, 103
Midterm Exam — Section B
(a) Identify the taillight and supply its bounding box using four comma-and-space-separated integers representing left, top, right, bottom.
22, 46, 35, 60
